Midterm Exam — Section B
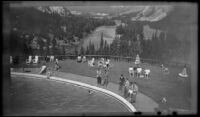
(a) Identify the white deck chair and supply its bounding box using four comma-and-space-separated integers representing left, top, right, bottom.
33, 56, 39, 64
26, 56, 32, 64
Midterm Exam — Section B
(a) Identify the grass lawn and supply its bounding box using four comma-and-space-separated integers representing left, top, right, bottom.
47, 59, 191, 110
11, 58, 191, 110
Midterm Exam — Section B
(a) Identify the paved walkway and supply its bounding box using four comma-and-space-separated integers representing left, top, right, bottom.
12, 68, 158, 112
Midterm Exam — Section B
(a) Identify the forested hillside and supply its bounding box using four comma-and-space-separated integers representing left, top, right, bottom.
9, 6, 115, 56
110, 5, 196, 63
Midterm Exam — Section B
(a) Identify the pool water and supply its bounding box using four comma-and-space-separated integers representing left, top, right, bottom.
9, 77, 128, 115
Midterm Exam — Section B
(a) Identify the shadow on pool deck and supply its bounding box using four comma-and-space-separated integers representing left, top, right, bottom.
12, 68, 158, 112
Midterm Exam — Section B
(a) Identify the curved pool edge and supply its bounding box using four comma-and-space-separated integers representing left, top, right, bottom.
11, 72, 137, 112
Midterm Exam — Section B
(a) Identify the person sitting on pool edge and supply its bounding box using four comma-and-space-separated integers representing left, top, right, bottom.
39, 63, 47, 74
47, 67, 53, 79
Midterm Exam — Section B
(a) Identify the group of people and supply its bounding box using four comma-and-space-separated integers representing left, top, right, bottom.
96, 67, 109, 88
39, 58, 61, 78
128, 65, 151, 79
119, 74, 138, 103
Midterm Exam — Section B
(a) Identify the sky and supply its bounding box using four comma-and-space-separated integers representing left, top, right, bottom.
8, 1, 176, 16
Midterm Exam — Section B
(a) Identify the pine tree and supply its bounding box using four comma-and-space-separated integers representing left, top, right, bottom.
99, 32, 104, 55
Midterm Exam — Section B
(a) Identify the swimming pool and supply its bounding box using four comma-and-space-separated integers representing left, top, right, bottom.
10, 76, 130, 115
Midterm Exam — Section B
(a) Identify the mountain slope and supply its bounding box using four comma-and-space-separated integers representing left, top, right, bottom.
36, 6, 72, 16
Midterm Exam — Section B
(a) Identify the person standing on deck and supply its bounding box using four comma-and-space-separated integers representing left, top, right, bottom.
124, 78, 130, 98
131, 82, 138, 103
96, 68, 102, 86
119, 74, 125, 93
103, 69, 109, 88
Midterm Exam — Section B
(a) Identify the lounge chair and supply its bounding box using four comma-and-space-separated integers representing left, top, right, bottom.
33, 56, 39, 64
26, 56, 32, 64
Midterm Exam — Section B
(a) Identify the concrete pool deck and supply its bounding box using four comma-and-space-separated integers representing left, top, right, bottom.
55, 72, 159, 112
11, 68, 158, 112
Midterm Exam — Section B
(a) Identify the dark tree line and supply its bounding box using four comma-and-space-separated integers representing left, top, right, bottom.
80, 21, 185, 62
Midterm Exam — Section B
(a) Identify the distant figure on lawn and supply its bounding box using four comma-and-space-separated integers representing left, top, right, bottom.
105, 59, 110, 68
82, 56, 87, 63
155, 97, 169, 114
39, 63, 47, 74
50, 55, 54, 62
128, 66, 134, 79
96, 68, 102, 86
55, 58, 59, 64
144, 69, 151, 79
136, 67, 142, 78
119, 74, 125, 93
179, 65, 188, 78
55, 59, 61, 71
77, 55, 82, 63
88, 58, 95, 67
